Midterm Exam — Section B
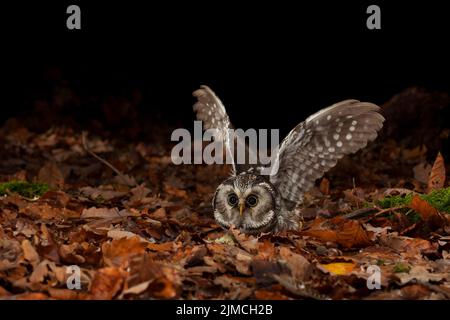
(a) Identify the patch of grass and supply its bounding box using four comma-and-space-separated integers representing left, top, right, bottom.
393, 262, 411, 273
0, 180, 49, 198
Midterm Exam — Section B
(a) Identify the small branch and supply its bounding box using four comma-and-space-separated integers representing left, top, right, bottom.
342, 207, 378, 219
363, 206, 406, 222
81, 131, 124, 178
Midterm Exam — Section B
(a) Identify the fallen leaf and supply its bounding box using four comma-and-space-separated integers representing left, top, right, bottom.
427, 152, 446, 192
20, 203, 79, 220
319, 262, 356, 275
21, 239, 40, 266
37, 161, 65, 188
279, 247, 311, 281
319, 177, 330, 195
90, 267, 126, 300
380, 234, 437, 258
409, 195, 445, 228
254, 287, 291, 300
230, 227, 258, 253
102, 237, 146, 268
302, 217, 372, 248
81, 207, 121, 219
413, 162, 432, 184
395, 265, 448, 285
147, 241, 174, 252
107, 229, 153, 243
80, 186, 127, 201
48, 288, 79, 300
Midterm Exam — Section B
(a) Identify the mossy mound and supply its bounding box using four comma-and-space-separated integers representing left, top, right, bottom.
377, 187, 450, 213
0, 180, 49, 198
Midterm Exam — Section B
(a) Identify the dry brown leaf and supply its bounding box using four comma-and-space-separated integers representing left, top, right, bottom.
59, 243, 86, 264
90, 267, 126, 300
37, 161, 65, 188
301, 217, 372, 248
229, 227, 258, 253
81, 207, 121, 219
409, 195, 445, 228
147, 241, 174, 252
254, 287, 291, 300
48, 288, 79, 300
278, 247, 311, 281
13, 292, 49, 300
102, 236, 146, 268
427, 152, 446, 192
21, 239, 40, 266
319, 177, 330, 195
413, 162, 432, 184
80, 186, 127, 201
20, 203, 79, 220
380, 234, 437, 257
37, 224, 60, 263
107, 229, 153, 243
395, 265, 448, 285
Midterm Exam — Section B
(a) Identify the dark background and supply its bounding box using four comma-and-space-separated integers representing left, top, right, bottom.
2, 1, 449, 138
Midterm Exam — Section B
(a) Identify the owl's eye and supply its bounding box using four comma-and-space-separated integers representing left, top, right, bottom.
246, 194, 258, 207
227, 194, 238, 206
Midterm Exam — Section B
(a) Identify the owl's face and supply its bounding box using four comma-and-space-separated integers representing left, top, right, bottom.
212, 174, 279, 234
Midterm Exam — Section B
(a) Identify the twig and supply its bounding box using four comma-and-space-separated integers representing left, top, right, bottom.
363, 206, 406, 222
81, 131, 124, 177
342, 207, 378, 219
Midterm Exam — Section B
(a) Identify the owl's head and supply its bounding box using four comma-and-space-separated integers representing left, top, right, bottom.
212, 174, 279, 234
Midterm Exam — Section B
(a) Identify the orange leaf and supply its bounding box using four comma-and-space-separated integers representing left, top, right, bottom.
409, 195, 445, 229
90, 267, 126, 300
319, 177, 330, 195
427, 152, 446, 193
301, 217, 372, 248
320, 262, 356, 275
102, 237, 146, 268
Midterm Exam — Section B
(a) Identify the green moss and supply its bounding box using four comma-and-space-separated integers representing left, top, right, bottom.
377, 187, 450, 214
393, 262, 411, 273
0, 180, 49, 198
422, 187, 450, 213
405, 211, 422, 223
377, 193, 413, 209
376, 259, 385, 266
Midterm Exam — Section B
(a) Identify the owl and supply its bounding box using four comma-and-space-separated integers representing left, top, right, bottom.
193, 85, 384, 234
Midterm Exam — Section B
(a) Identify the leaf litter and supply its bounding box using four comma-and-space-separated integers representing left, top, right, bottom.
1, 92, 450, 300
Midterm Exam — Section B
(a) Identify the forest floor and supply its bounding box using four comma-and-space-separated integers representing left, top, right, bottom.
1, 89, 450, 300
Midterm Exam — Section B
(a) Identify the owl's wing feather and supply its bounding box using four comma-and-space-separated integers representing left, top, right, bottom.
270, 100, 384, 209
193, 85, 259, 175
193, 85, 236, 174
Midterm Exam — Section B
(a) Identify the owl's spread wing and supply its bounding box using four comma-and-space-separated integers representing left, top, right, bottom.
270, 100, 385, 209
193, 85, 257, 175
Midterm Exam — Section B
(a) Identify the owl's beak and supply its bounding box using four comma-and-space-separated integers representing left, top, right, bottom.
239, 201, 245, 216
